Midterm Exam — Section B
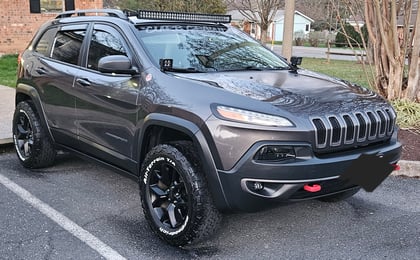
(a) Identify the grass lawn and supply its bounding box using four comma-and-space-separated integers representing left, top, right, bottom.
300, 58, 374, 88
0, 54, 18, 87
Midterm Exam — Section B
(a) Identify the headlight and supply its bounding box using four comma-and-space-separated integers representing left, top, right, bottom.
214, 105, 294, 127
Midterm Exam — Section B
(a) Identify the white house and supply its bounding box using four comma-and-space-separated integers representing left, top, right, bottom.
228, 10, 314, 41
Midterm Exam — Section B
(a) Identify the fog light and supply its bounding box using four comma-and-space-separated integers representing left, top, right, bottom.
254, 146, 296, 162
252, 182, 264, 191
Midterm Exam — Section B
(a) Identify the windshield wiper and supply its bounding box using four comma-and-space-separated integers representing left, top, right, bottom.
164, 67, 204, 73
272, 66, 290, 70
222, 66, 289, 72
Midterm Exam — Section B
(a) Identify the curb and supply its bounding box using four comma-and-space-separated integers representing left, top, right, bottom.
0, 138, 12, 146
392, 160, 420, 178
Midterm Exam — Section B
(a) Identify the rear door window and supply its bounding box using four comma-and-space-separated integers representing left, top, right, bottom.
51, 24, 88, 65
34, 27, 57, 57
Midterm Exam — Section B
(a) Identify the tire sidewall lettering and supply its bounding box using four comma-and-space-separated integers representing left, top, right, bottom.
159, 215, 189, 236
143, 155, 177, 185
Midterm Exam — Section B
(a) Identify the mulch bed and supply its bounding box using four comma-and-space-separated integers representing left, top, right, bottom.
398, 129, 420, 161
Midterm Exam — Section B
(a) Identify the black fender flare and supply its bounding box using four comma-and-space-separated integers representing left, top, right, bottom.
15, 83, 55, 142
136, 113, 230, 211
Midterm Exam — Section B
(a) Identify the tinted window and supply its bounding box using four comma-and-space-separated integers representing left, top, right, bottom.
87, 26, 128, 71
34, 27, 56, 56
51, 29, 86, 65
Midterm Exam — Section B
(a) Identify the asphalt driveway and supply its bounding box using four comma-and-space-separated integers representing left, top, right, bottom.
1, 150, 419, 259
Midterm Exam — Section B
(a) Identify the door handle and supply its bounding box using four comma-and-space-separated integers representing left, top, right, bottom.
76, 78, 91, 86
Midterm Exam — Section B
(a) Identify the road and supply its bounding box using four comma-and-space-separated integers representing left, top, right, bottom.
1, 149, 419, 259
268, 45, 365, 61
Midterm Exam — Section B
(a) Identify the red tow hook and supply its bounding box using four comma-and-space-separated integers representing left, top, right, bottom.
303, 184, 321, 193
392, 164, 401, 171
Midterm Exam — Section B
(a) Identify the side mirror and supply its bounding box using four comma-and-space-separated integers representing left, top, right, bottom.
98, 55, 138, 75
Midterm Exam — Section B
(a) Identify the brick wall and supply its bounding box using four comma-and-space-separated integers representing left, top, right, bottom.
0, 0, 103, 54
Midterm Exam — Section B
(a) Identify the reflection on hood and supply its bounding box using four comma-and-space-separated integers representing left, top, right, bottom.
177, 69, 385, 116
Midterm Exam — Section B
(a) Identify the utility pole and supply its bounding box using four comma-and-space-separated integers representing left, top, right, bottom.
282, 0, 295, 61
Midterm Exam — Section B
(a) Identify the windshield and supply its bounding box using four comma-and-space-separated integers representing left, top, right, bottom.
135, 24, 289, 72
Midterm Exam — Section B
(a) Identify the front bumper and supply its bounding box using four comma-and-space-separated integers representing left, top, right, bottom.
217, 139, 402, 212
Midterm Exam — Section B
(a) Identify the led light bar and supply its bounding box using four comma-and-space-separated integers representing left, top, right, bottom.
135, 10, 231, 23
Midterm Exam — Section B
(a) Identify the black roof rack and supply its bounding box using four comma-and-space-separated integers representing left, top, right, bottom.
55, 9, 128, 20
125, 9, 231, 24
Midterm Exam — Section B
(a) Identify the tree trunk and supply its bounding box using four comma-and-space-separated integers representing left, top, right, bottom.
260, 23, 269, 43
405, 5, 420, 101
282, 0, 295, 61
362, 0, 415, 100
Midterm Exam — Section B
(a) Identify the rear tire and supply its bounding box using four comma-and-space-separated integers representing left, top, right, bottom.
139, 142, 221, 246
13, 101, 56, 168
318, 187, 360, 202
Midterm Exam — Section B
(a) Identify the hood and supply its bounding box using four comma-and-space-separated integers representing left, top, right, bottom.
176, 69, 388, 116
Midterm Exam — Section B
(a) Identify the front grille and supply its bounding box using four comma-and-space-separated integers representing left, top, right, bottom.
311, 108, 395, 151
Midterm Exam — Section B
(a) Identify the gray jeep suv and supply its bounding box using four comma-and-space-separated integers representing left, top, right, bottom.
14, 9, 401, 246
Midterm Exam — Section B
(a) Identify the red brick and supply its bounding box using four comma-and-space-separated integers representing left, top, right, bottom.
0, 0, 103, 54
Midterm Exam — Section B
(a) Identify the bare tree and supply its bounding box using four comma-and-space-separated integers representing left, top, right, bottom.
363, 0, 419, 101
226, 0, 283, 42
295, 0, 330, 21
337, 0, 419, 101
407, 5, 420, 101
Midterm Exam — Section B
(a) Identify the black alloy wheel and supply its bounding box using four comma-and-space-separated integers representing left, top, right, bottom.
146, 158, 190, 230
14, 109, 34, 161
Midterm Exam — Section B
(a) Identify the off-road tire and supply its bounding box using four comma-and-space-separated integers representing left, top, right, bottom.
139, 142, 221, 246
13, 101, 56, 168
318, 187, 361, 202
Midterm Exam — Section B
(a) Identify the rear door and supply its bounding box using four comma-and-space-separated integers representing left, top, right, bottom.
31, 24, 88, 146
74, 23, 141, 171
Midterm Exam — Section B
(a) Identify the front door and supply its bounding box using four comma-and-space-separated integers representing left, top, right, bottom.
74, 24, 141, 171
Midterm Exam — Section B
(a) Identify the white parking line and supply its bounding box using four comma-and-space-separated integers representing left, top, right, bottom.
0, 173, 126, 260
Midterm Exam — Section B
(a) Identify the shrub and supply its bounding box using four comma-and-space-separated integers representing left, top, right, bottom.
391, 100, 420, 129
335, 23, 363, 48
308, 31, 325, 47
294, 30, 305, 46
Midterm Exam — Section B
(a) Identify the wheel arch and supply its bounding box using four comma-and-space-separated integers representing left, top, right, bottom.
15, 83, 55, 142
136, 113, 230, 211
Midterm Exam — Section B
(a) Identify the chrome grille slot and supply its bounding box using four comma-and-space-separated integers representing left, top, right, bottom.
343, 115, 355, 143
367, 111, 378, 139
385, 109, 395, 135
312, 118, 327, 148
376, 110, 386, 137
355, 113, 367, 142
312, 108, 396, 151
328, 116, 342, 146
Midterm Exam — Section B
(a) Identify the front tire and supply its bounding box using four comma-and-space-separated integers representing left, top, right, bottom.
139, 142, 221, 246
12, 101, 56, 168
